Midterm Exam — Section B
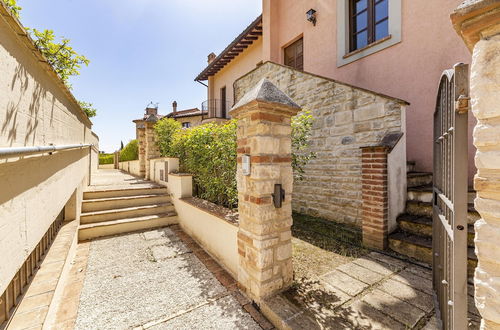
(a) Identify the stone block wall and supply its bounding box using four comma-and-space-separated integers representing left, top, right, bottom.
234, 62, 407, 227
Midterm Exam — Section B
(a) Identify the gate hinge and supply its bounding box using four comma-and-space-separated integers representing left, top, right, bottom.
455, 95, 470, 114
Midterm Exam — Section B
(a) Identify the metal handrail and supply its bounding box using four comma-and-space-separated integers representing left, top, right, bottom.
201, 99, 232, 120
0, 144, 94, 158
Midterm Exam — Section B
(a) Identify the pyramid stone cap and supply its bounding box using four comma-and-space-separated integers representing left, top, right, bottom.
230, 79, 300, 116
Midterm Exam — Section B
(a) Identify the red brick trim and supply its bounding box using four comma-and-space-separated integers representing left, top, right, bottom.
360, 146, 389, 250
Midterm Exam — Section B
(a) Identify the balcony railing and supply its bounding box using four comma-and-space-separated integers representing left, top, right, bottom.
201, 99, 232, 121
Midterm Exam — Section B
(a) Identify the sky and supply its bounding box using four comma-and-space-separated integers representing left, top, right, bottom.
17, 0, 262, 152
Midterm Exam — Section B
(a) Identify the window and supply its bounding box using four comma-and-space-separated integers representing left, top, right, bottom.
220, 87, 227, 118
182, 122, 191, 128
284, 38, 304, 71
349, 0, 389, 52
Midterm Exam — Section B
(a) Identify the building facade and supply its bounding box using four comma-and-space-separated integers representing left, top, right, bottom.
195, 0, 475, 181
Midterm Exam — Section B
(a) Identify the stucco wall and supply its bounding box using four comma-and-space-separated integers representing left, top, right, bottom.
166, 173, 239, 278
262, 0, 476, 182
234, 62, 407, 227
118, 160, 141, 177
173, 115, 203, 127
210, 37, 263, 108
0, 9, 97, 294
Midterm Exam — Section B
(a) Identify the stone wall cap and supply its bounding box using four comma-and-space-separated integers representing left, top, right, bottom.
451, 0, 500, 51
231, 78, 300, 112
360, 132, 403, 151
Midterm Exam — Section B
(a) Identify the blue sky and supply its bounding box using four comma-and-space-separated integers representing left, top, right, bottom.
17, 0, 261, 152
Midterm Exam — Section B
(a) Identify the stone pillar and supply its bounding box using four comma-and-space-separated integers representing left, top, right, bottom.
145, 121, 160, 180
137, 126, 146, 177
230, 79, 300, 302
360, 146, 388, 250
113, 151, 120, 169
452, 2, 500, 328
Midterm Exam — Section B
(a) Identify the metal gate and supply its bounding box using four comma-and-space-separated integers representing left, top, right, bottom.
433, 63, 469, 329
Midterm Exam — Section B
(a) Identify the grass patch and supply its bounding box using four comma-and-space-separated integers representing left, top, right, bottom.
292, 213, 364, 257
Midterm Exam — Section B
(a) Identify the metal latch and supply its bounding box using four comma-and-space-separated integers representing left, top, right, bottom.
456, 95, 470, 114
272, 184, 285, 208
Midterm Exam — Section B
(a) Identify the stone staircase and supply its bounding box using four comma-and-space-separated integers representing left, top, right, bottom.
388, 161, 479, 277
78, 186, 177, 241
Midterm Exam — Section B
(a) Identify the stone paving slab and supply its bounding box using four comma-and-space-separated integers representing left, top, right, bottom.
74, 227, 263, 330
87, 169, 161, 191
148, 295, 261, 330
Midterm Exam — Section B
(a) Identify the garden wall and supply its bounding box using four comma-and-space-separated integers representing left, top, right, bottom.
118, 160, 141, 177
234, 61, 408, 229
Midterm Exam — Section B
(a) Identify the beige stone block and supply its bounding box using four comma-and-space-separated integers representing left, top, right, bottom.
476, 151, 500, 170
252, 238, 279, 249
249, 136, 280, 153
246, 246, 274, 269
275, 242, 291, 262
353, 103, 384, 122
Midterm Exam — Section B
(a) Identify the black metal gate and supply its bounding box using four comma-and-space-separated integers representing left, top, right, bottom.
432, 63, 469, 329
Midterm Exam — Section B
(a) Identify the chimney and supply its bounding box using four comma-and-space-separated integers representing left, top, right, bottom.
172, 101, 177, 113
207, 52, 216, 64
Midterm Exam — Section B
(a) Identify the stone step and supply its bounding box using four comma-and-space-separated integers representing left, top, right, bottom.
397, 214, 475, 247
81, 194, 171, 213
83, 186, 168, 200
80, 203, 175, 224
388, 232, 477, 278
407, 185, 476, 204
78, 213, 178, 241
407, 172, 433, 188
406, 161, 416, 173
405, 200, 480, 225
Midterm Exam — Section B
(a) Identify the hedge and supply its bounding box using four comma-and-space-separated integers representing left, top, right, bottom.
99, 153, 114, 165
120, 139, 138, 162
154, 113, 314, 209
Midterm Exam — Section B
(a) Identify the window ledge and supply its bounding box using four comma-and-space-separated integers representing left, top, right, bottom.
343, 35, 392, 59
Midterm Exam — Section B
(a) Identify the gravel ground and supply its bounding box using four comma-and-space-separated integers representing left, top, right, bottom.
75, 227, 260, 330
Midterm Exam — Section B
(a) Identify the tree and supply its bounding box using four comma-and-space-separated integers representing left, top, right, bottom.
292, 110, 316, 181
120, 141, 124, 150
4, 0, 21, 18
119, 140, 139, 162
77, 101, 97, 118
30, 28, 90, 87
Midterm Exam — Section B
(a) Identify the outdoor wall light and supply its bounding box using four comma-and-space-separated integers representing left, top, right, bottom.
306, 9, 317, 26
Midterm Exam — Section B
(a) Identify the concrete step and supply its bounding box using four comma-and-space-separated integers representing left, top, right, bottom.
78, 213, 178, 241
407, 185, 477, 204
83, 186, 168, 200
80, 203, 175, 224
407, 172, 433, 188
406, 161, 416, 173
82, 194, 171, 213
405, 200, 480, 225
388, 232, 477, 278
397, 214, 475, 247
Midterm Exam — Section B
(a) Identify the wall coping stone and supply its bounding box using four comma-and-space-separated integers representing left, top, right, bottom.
360, 132, 404, 151
234, 61, 410, 106
180, 197, 239, 226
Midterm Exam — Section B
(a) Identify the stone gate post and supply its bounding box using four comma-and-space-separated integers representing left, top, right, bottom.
230, 79, 300, 302
452, 2, 500, 328
144, 120, 160, 180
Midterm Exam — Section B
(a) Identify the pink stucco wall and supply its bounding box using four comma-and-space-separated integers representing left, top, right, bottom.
262, 0, 476, 182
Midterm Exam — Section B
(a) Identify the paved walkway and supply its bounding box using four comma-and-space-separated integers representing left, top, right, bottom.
265, 235, 480, 329
71, 226, 264, 329
88, 169, 161, 191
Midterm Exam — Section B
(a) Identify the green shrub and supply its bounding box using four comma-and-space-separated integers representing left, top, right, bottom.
154, 112, 314, 209
99, 153, 114, 165
155, 118, 182, 156
120, 139, 138, 162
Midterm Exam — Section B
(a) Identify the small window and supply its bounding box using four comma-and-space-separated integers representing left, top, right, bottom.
284, 38, 304, 71
349, 0, 389, 52
182, 122, 191, 128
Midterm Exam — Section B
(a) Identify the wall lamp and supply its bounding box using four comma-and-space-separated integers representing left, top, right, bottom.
306, 9, 317, 26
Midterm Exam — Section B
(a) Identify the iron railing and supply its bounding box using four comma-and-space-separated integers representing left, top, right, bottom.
201, 99, 232, 121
